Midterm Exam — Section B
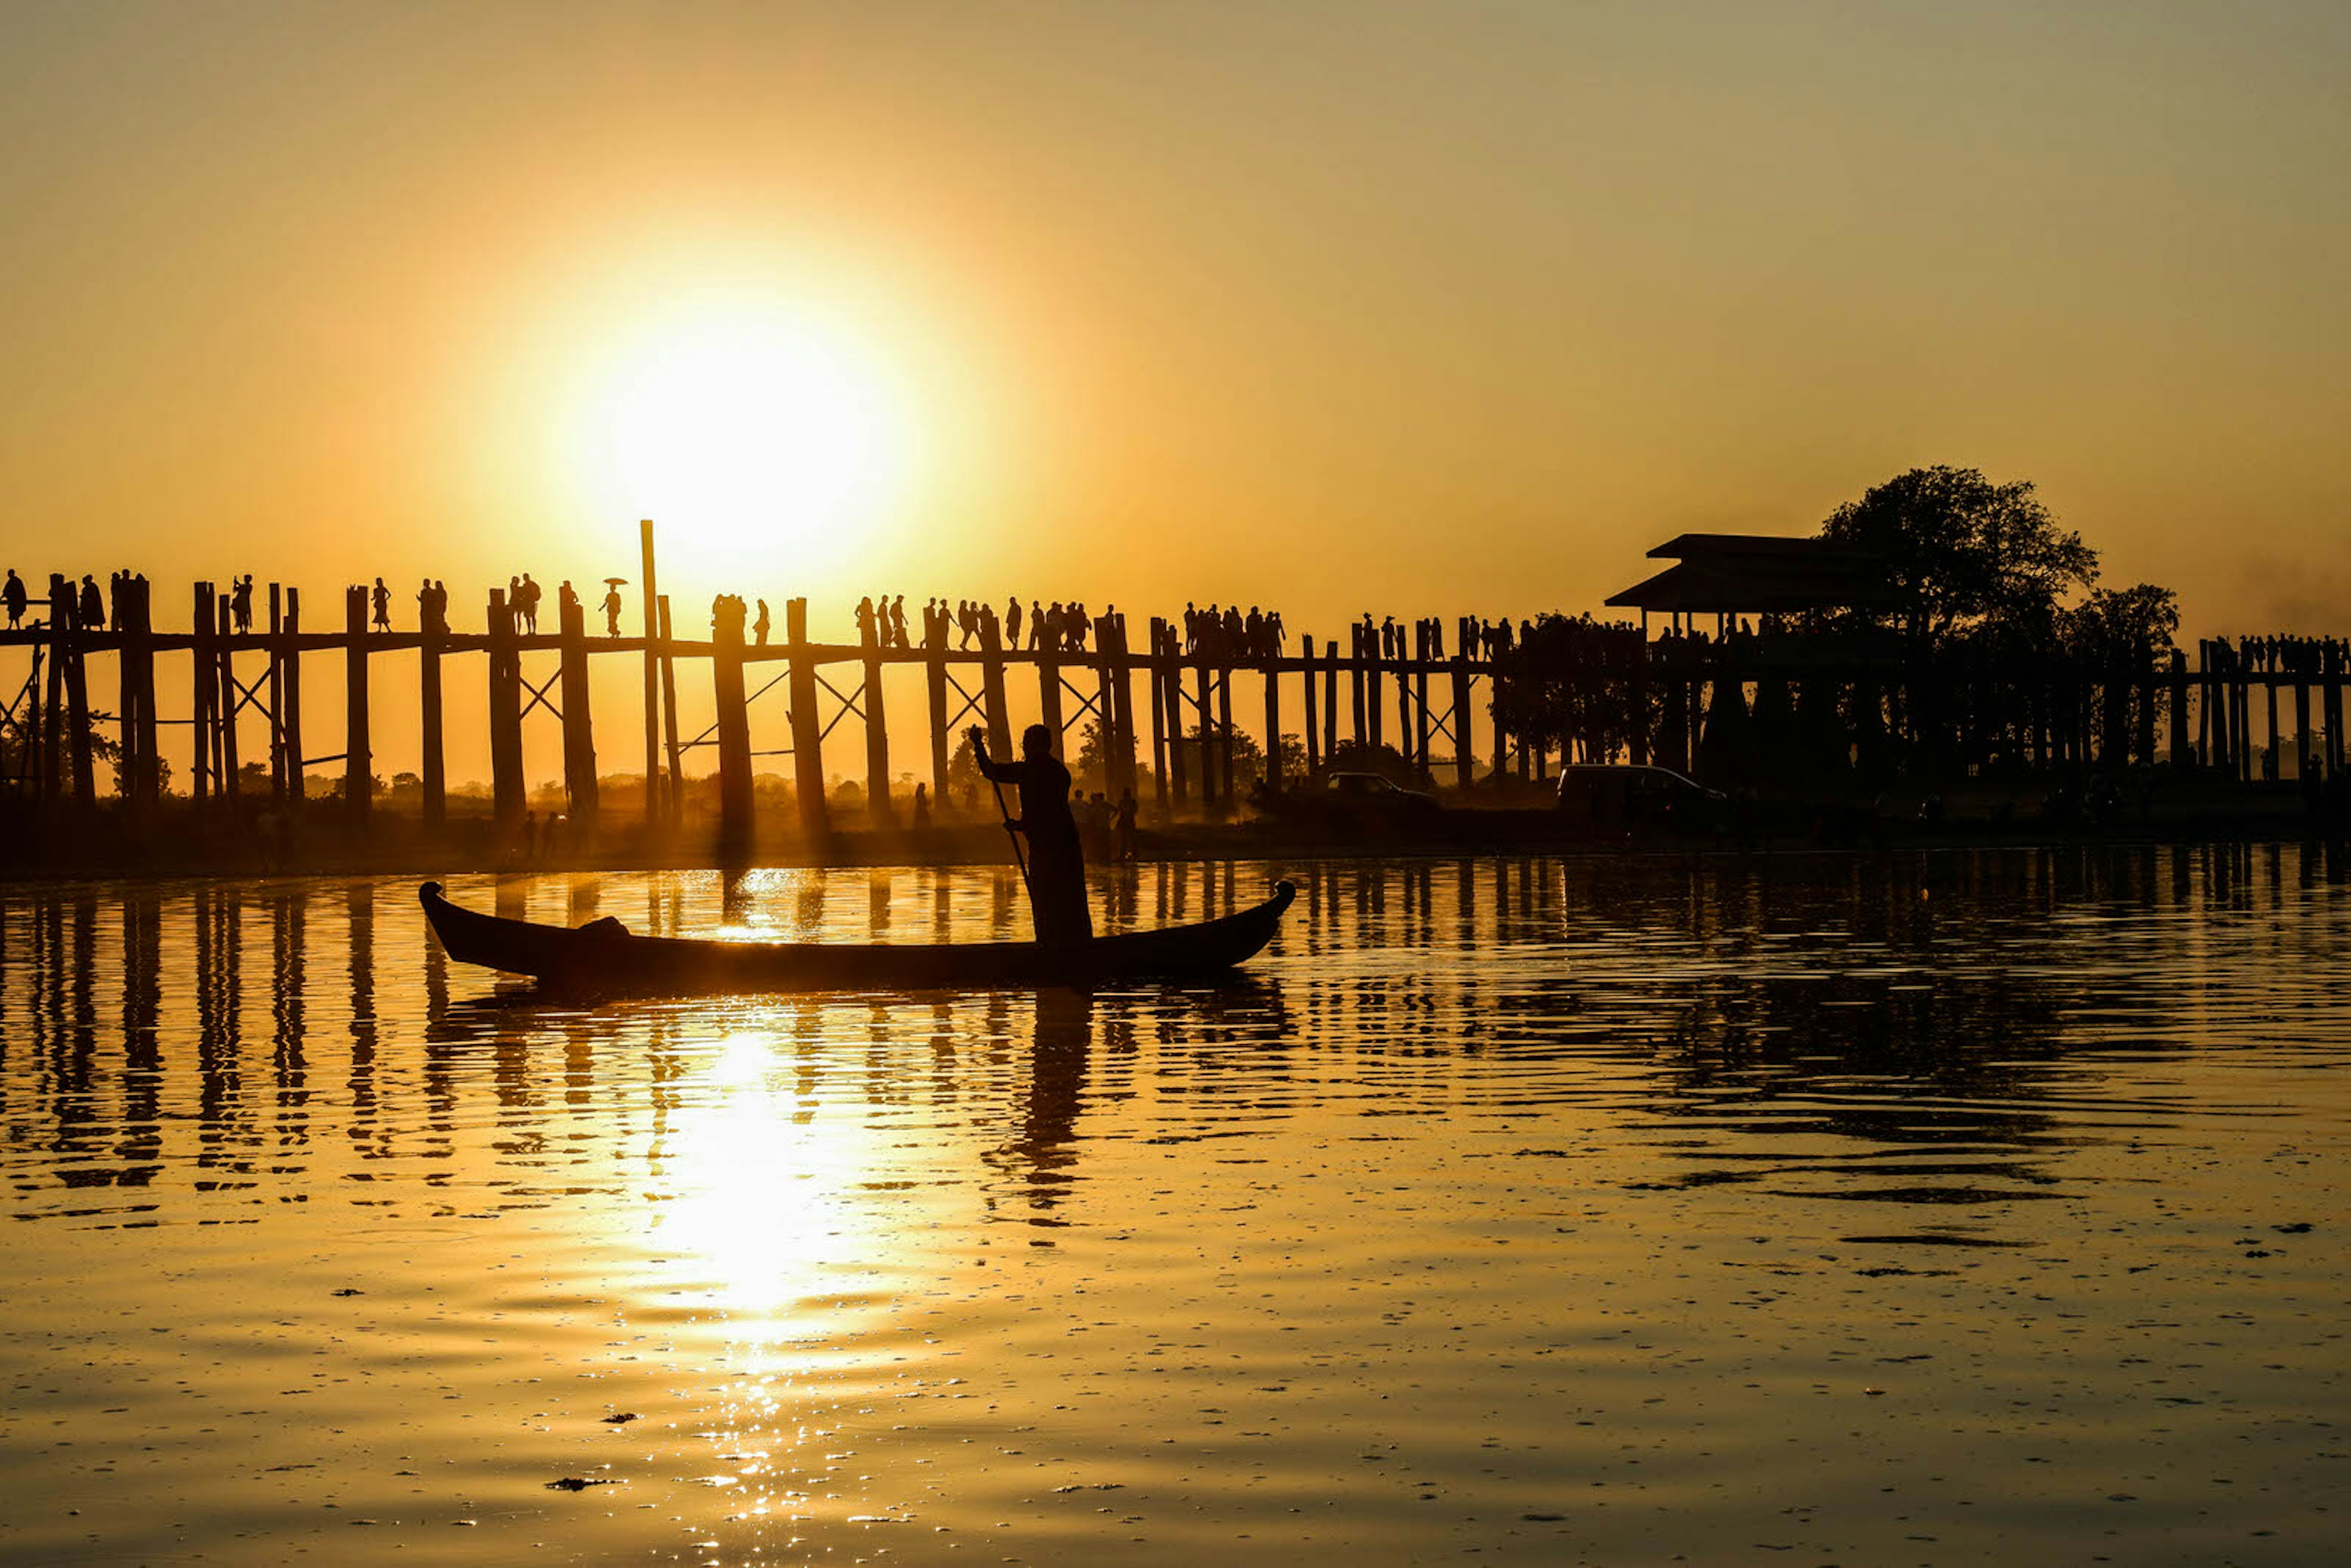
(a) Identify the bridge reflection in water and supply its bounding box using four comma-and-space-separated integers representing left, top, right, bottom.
2, 846, 2346, 1566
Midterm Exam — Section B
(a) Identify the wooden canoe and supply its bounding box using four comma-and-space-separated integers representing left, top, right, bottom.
419, 879, 1295, 995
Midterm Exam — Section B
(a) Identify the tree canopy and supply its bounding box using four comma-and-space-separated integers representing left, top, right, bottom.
1818, 465, 2098, 645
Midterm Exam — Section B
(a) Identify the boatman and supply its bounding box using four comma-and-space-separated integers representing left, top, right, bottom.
969, 724, 1093, 943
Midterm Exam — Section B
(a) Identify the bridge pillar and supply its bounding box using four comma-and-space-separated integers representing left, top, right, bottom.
487, 588, 524, 838
344, 587, 370, 826
559, 595, 598, 838
785, 598, 831, 849
713, 600, 754, 858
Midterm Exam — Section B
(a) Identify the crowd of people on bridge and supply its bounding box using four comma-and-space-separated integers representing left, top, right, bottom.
0, 569, 159, 632
2215, 634, 2351, 678
842, 595, 1121, 656
1182, 604, 1284, 661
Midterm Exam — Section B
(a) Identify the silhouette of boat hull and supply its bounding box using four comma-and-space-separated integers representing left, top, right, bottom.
419, 879, 1294, 994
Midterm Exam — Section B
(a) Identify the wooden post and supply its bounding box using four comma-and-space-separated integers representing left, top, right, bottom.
487, 588, 524, 838
344, 586, 370, 825
1149, 618, 1171, 808
2168, 649, 2189, 768
1627, 631, 1649, 768
60, 582, 95, 810
2235, 658, 2252, 783
863, 637, 893, 825
1095, 619, 1123, 793
283, 587, 304, 803
190, 582, 212, 805
419, 585, 445, 832
2327, 656, 2345, 776
216, 595, 241, 823
2133, 648, 2154, 766
2195, 642, 2212, 770
1493, 631, 1510, 784
784, 598, 832, 847
266, 583, 286, 800
39, 575, 67, 807
658, 596, 683, 824
118, 584, 143, 814
1217, 665, 1235, 809
1366, 626, 1384, 752
980, 616, 1011, 760
1323, 647, 1338, 765
2295, 674, 2313, 781
1159, 623, 1187, 806
1037, 644, 1063, 754
924, 634, 951, 805
559, 593, 598, 837
1401, 625, 1420, 780
640, 519, 662, 828
1350, 624, 1368, 751
1451, 648, 1474, 789
1193, 661, 1216, 808
2265, 677, 2280, 781
1302, 636, 1321, 780
130, 579, 157, 808
1108, 613, 1139, 799
712, 598, 754, 857
1262, 658, 1283, 795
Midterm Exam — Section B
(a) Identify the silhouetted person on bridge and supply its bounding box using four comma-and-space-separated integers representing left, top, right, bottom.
231, 575, 255, 634
601, 582, 623, 636
1005, 595, 1022, 649
3, 569, 25, 629
79, 576, 103, 630
372, 578, 392, 631
970, 723, 1092, 944
754, 598, 771, 645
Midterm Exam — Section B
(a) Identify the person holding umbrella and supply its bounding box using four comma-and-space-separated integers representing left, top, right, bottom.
969, 724, 1092, 943
601, 579, 626, 636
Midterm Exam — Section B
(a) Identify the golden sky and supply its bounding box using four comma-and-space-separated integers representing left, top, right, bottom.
4, 1, 2345, 651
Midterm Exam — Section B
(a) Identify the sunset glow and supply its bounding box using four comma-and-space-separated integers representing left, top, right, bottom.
569, 302, 915, 580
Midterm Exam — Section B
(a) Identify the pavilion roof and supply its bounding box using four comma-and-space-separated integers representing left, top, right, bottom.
1607, 533, 1899, 614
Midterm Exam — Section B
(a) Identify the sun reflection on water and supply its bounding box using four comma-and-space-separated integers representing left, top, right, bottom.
645, 1030, 876, 1324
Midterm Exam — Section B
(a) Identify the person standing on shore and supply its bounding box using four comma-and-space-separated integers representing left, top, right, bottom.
970, 724, 1092, 943
1114, 787, 1139, 861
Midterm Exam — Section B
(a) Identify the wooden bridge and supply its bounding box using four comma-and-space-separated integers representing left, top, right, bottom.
2, 525, 1526, 852
5, 521, 2344, 857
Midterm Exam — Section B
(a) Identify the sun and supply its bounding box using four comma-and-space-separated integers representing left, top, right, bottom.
576, 301, 913, 576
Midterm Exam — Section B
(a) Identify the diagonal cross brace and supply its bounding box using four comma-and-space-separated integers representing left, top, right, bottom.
518, 665, 563, 724
814, 671, 866, 742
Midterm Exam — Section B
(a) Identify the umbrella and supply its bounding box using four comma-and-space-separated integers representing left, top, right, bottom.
604, 577, 628, 587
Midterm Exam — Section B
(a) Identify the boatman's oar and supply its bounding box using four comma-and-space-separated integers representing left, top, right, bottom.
968, 727, 1035, 899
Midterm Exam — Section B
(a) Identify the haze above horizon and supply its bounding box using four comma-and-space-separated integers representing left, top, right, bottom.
3, 1, 2344, 640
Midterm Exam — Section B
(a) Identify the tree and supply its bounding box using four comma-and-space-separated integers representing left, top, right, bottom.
1177, 722, 1264, 792
1071, 718, 1113, 794
2064, 583, 2180, 664
1818, 466, 2097, 645
1321, 738, 1420, 787
2066, 582, 2181, 766
1489, 614, 1655, 765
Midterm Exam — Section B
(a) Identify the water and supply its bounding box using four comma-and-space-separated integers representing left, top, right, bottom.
3, 848, 2347, 1566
